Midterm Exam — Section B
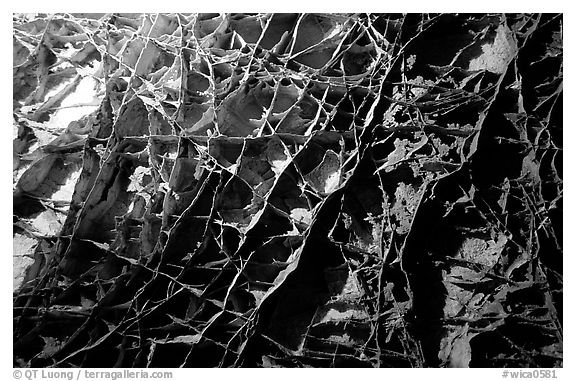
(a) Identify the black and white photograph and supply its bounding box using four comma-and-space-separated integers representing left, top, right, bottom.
12, 10, 564, 371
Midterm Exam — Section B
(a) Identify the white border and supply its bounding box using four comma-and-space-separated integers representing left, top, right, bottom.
3, 4, 572, 379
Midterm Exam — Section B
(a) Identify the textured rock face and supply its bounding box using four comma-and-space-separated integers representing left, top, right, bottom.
13, 13, 562, 368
